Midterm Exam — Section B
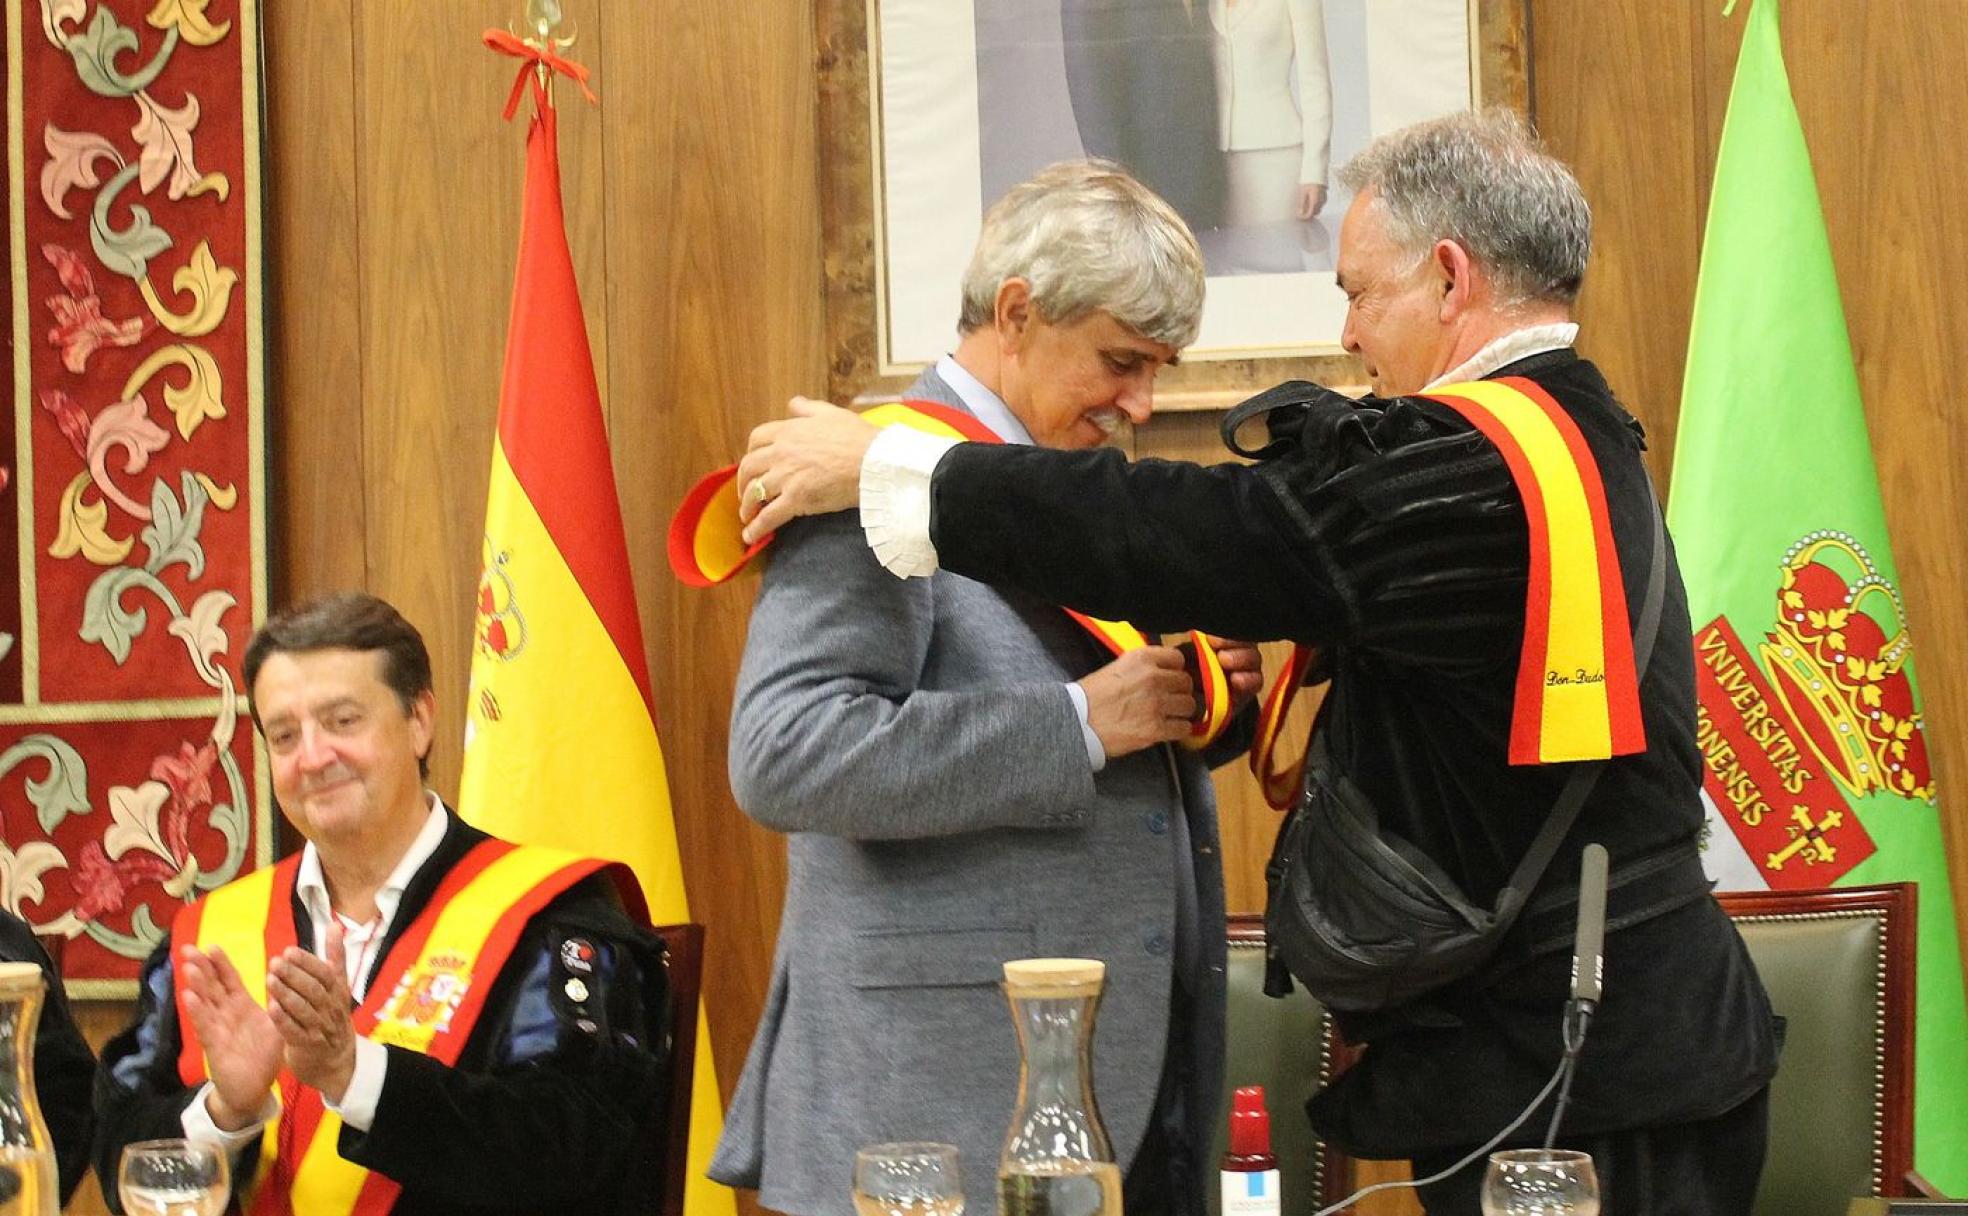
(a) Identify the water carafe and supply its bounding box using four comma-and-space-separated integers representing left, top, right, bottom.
996, 959, 1121, 1216
0, 962, 57, 1215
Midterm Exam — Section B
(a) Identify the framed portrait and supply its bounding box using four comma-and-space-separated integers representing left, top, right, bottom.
818, 0, 1530, 407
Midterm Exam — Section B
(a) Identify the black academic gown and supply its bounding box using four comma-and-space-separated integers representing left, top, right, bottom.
93, 811, 673, 1215
0, 910, 95, 1205
919, 350, 1779, 1158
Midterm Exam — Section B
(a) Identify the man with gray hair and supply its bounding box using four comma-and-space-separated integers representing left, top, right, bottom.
708, 160, 1261, 1216
733, 111, 1780, 1214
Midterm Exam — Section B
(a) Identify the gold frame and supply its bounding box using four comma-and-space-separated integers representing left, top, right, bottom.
815, 0, 1532, 408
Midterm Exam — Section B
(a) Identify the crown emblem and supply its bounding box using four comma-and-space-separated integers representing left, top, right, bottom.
1758, 531, 1933, 803
474, 542, 527, 662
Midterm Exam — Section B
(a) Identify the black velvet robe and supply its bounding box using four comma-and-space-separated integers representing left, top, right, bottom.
94, 812, 673, 1214
924, 350, 1779, 1158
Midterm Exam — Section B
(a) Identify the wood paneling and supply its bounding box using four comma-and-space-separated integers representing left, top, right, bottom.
596, 0, 822, 1103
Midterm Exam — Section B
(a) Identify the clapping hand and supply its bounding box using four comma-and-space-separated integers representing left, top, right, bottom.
178, 944, 283, 1131
268, 921, 358, 1105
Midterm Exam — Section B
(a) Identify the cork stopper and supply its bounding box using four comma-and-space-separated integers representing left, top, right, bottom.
0, 962, 43, 998
1002, 957, 1105, 997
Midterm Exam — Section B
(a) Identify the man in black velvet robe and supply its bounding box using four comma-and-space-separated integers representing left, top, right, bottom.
728, 110, 1779, 1216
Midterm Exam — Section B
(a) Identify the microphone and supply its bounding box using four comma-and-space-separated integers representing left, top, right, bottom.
1569, 843, 1609, 1007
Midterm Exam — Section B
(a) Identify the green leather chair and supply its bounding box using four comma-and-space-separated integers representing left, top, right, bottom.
1719, 883, 1918, 1216
1210, 915, 1349, 1215
1212, 884, 1921, 1216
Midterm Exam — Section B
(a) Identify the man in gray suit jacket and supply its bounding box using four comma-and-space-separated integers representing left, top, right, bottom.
708, 162, 1258, 1216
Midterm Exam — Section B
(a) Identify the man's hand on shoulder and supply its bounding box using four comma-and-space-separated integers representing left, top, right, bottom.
1078, 646, 1197, 760
736, 397, 879, 544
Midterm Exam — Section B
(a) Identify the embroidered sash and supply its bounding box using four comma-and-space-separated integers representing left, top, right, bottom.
1246, 376, 1645, 806
173, 842, 634, 1216
669, 400, 1233, 748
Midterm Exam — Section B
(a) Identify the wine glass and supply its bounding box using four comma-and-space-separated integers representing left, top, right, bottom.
1480, 1148, 1600, 1216
117, 1138, 229, 1216
851, 1142, 964, 1216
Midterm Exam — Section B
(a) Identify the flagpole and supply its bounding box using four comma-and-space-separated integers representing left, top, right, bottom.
520, 0, 573, 111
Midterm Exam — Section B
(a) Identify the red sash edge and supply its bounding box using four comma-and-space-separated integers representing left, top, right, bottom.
1498, 379, 1644, 751
1427, 379, 1646, 763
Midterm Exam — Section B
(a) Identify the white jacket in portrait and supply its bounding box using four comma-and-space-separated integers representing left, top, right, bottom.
1210, 0, 1332, 185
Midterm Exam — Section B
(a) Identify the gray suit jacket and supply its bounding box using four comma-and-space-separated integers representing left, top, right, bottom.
708, 367, 1229, 1215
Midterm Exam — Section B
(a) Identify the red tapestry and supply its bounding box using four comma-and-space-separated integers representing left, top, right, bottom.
4, 0, 270, 989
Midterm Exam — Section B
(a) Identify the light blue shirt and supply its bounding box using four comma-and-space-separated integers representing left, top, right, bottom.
933, 356, 1105, 771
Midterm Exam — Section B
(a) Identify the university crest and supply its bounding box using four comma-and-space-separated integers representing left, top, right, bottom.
1694, 531, 1934, 888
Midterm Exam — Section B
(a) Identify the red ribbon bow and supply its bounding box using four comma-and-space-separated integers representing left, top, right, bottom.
483, 27, 598, 120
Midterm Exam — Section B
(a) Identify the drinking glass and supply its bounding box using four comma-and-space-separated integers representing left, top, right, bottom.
1480, 1148, 1600, 1216
117, 1138, 229, 1216
852, 1142, 964, 1216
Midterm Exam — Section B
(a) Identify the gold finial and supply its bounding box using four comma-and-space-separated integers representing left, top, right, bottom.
526, 0, 563, 42
512, 1, 579, 105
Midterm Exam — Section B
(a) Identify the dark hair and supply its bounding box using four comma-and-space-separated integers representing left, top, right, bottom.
243, 592, 434, 775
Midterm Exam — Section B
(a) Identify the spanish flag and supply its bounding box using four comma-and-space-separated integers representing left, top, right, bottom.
460, 68, 735, 1215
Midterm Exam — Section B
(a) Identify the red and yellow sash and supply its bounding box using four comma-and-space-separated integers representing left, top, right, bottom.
173, 841, 638, 1216
669, 400, 1233, 749
1247, 376, 1644, 806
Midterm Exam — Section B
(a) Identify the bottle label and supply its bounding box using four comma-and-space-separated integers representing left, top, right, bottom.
1221, 1168, 1281, 1216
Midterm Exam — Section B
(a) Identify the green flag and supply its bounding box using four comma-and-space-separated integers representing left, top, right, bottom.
1668, 0, 1968, 1190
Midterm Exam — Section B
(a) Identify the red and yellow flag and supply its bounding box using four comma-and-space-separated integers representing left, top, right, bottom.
460, 66, 735, 1216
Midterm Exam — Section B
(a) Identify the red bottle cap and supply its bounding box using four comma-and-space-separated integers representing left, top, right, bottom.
1229, 1085, 1272, 1157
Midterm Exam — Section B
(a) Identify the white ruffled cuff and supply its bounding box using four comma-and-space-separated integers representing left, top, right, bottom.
861, 427, 959, 579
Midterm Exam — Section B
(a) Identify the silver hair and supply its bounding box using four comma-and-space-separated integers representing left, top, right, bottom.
1336, 108, 1591, 306
957, 160, 1205, 349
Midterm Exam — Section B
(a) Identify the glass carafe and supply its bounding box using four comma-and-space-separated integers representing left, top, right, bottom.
996, 959, 1122, 1216
0, 962, 56, 1215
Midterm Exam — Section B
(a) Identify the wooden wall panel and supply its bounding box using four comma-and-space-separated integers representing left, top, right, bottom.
597, 0, 822, 1107
1530, 0, 1704, 480
265, 0, 367, 602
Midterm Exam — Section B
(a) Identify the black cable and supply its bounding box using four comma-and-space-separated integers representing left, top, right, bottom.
1542, 999, 1592, 1148
1312, 997, 1596, 1216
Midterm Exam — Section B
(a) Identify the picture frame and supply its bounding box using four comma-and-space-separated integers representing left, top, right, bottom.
817, 0, 1531, 408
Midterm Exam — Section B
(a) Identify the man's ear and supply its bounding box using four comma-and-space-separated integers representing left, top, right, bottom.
1434, 239, 1477, 321
995, 278, 1035, 353
408, 689, 437, 769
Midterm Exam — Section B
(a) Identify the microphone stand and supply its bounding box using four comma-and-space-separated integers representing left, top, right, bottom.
1544, 842, 1609, 1148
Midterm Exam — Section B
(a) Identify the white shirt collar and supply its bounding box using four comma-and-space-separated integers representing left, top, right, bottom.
934, 355, 1035, 446
1428, 322, 1580, 389
294, 791, 448, 945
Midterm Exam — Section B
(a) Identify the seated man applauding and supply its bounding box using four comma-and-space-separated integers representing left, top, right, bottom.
94, 592, 672, 1215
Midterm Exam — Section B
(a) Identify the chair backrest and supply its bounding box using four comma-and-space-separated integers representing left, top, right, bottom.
1211, 915, 1353, 1215
1718, 884, 1916, 1216
651, 922, 705, 1216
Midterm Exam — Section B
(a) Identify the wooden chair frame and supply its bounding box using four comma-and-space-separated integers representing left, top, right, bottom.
1716, 882, 1919, 1200
1229, 882, 1928, 1208
650, 922, 705, 1216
